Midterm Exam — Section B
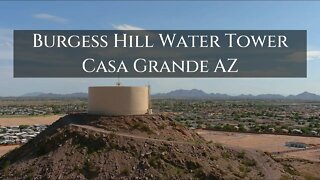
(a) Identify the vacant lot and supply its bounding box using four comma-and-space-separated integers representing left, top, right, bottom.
0, 145, 19, 157
278, 149, 320, 162
197, 130, 320, 162
0, 115, 62, 126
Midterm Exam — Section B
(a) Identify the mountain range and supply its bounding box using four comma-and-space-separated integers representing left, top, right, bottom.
153, 89, 320, 101
18, 89, 320, 101
21, 92, 87, 98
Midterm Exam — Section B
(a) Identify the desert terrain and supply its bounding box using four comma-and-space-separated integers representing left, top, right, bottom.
1, 114, 282, 179
0, 145, 19, 157
197, 130, 320, 162
0, 115, 62, 126
1, 98, 320, 179
197, 130, 320, 179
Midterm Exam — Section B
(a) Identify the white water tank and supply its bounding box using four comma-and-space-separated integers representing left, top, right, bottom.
88, 86, 149, 115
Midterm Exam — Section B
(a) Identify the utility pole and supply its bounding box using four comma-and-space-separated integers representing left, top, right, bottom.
116, 72, 121, 86
147, 83, 152, 114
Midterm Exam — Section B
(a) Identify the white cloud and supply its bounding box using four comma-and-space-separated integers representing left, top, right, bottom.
308, 51, 320, 61
0, 43, 12, 61
0, 29, 12, 42
33, 13, 68, 24
0, 29, 13, 61
112, 24, 144, 30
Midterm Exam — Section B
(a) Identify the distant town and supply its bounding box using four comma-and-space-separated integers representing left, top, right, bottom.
0, 124, 47, 145
1, 90, 320, 178
1, 90, 320, 138
154, 99, 320, 136
1, 89, 320, 146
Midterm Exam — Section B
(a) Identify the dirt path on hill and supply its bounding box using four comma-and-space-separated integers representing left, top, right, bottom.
244, 149, 284, 180
71, 124, 194, 145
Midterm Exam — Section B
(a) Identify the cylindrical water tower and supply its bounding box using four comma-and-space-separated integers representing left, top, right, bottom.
88, 86, 150, 115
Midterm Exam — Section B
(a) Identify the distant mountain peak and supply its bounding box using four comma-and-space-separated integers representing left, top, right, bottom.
20, 92, 87, 98
298, 91, 316, 95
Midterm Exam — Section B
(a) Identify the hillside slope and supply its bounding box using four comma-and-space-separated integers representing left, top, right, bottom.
0, 114, 291, 179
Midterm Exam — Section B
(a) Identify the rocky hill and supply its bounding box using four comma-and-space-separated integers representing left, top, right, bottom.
0, 114, 291, 179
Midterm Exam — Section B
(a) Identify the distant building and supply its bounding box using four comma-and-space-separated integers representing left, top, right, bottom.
310, 130, 318, 136
234, 125, 239, 131
291, 129, 303, 134
285, 141, 308, 149
268, 128, 276, 133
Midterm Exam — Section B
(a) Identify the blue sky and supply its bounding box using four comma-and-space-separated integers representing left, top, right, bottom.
0, 1, 320, 96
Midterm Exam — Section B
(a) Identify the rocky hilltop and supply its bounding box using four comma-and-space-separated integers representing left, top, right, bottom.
0, 114, 290, 179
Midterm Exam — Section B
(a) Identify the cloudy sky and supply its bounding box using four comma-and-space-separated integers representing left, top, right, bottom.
0, 1, 320, 96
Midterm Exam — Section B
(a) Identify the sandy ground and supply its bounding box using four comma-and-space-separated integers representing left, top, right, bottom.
197, 130, 320, 162
0, 115, 62, 126
0, 145, 19, 157
279, 149, 320, 162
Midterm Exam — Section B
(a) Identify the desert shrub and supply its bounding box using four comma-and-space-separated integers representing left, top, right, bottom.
25, 168, 35, 180
148, 154, 161, 168
82, 159, 99, 179
304, 175, 318, 180
258, 171, 265, 177
109, 131, 116, 139
1, 160, 10, 176
238, 165, 251, 177
171, 166, 185, 175
167, 137, 175, 141
201, 152, 207, 157
283, 164, 299, 176
131, 122, 154, 134
221, 152, 231, 159
120, 168, 130, 176
239, 165, 246, 172
159, 124, 166, 130
237, 151, 246, 159
193, 168, 206, 179
279, 174, 290, 180
159, 144, 169, 152
74, 135, 106, 154
185, 160, 201, 170
37, 130, 74, 156
19, 125, 29, 129
210, 155, 219, 161
37, 140, 53, 156
242, 158, 256, 167
215, 143, 224, 149
140, 125, 153, 134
